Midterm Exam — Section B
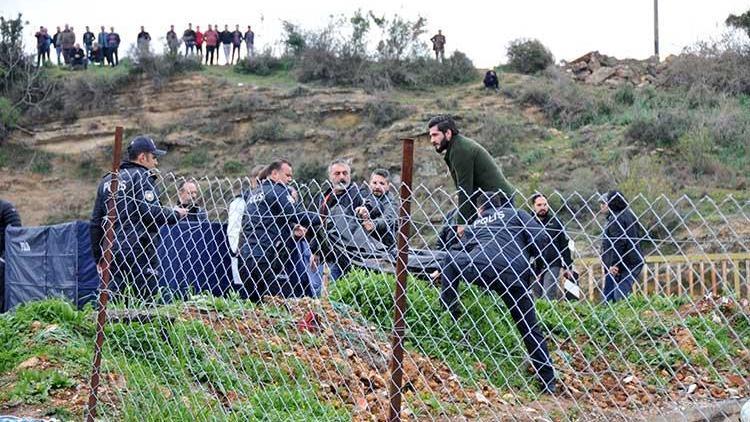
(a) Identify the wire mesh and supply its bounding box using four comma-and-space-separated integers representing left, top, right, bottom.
86, 170, 750, 421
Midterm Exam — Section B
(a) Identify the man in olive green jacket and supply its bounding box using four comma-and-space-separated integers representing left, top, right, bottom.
428, 115, 514, 237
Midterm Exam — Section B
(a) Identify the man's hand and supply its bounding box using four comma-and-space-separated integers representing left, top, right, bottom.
293, 224, 307, 239
362, 219, 375, 232
310, 254, 319, 271
608, 266, 620, 276
355, 206, 369, 219
174, 207, 188, 219
456, 225, 465, 238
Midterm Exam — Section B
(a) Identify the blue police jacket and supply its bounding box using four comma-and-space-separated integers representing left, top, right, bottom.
459, 202, 551, 276
240, 180, 320, 260
90, 161, 180, 261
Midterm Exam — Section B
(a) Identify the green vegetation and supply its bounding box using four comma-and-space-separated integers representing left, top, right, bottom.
330, 270, 750, 396
506, 38, 555, 74
2, 272, 749, 419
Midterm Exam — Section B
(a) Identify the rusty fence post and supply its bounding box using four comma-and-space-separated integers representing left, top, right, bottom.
86, 126, 123, 422
387, 138, 415, 422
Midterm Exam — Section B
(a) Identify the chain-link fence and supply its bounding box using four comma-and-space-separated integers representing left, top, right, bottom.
84, 152, 750, 421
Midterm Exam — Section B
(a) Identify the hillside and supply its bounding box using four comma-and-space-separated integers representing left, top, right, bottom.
2, 63, 748, 227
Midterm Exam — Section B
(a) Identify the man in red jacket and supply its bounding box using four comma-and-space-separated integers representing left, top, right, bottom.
204, 25, 219, 65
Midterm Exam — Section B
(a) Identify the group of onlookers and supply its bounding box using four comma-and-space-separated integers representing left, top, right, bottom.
33, 23, 256, 69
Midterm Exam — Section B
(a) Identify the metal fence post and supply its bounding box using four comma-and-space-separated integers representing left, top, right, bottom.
86, 126, 123, 421
387, 137, 415, 421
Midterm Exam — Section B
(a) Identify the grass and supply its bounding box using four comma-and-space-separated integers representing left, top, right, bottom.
1, 275, 748, 419
330, 269, 750, 397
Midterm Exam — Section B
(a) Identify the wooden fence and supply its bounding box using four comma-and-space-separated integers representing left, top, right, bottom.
574, 253, 750, 301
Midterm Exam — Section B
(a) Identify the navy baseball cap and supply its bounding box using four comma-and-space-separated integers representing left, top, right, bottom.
128, 135, 166, 156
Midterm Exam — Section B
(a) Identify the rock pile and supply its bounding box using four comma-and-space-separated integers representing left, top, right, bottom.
562, 51, 672, 87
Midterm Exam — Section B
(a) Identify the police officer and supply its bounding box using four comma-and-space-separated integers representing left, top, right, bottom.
439, 191, 556, 394
1, 198, 22, 312
240, 159, 320, 301
90, 136, 187, 301
428, 115, 514, 240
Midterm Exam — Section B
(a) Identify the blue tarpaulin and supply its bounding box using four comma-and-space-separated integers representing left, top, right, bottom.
3, 221, 98, 311
156, 222, 233, 298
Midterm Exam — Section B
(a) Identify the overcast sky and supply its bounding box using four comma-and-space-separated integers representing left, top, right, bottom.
2, 0, 749, 67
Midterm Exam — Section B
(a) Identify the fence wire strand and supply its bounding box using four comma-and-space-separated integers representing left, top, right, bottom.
85, 172, 750, 421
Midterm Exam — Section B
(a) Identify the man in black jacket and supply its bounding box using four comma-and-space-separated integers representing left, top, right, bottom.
90, 136, 188, 301
82, 26, 95, 57
600, 190, 644, 302
219, 25, 233, 65
1, 199, 22, 312
310, 159, 366, 281
357, 169, 398, 249
439, 191, 556, 394
176, 180, 207, 222
530, 193, 573, 299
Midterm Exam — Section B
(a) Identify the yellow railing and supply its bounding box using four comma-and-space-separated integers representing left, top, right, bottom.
573, 253, 750, 301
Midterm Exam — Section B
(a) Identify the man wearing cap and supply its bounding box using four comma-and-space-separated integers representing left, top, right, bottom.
427, 115, 514, 240
90, 136, 187, 302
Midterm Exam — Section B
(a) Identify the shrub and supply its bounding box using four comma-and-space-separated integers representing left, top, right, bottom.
625, 111, 690, 147
518, 74, 602, 129
477, 117, 524, 156
506, 38, 554, 74
181, 148, 212, 168
679, 130, 716, 177
429, 51, 478, 85
129, 49, 203, 88
220, 94, 268, 114
294, 160, 327, 184
234, 50, 290, 76
0, 96, 19, 141
363, 100, 407, 127
613, 84, 636, 106
249, 119, 286, 142
659, 40, 750, 96
222, 160, 244, 175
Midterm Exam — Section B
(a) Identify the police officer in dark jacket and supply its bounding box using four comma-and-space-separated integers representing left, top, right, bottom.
530, 193, 573, 299
90, 136, 187, 301
240, 159, 320, 300
357, 169, 398, 249
440, 191, 556, 394
310, 159, 366, 281
1, 199, 22, 312
600, 190, 644, 302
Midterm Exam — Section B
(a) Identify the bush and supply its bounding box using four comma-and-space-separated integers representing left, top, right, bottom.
181, 147, 212, 168
220, 94, 268, 114
129, 49, 203, 88
518, 73, 603, 129
234, 50, 290, 76
0, 96, 19, 141
294, 160, 327, 184
613, 84, 636, 106
679, 130, 717, 177
625, 111, 690, 147
659, 40, 750, 96
477, 117, 524, 156
506, 38, 554, 74
363, 99, 407, 127
249, 119, 287, 142
222, 160, 245, 175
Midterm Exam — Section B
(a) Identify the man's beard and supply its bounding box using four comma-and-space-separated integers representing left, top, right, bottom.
335, 180, 350, 191
536, 210, 548, 218
434, 138, 449, 153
